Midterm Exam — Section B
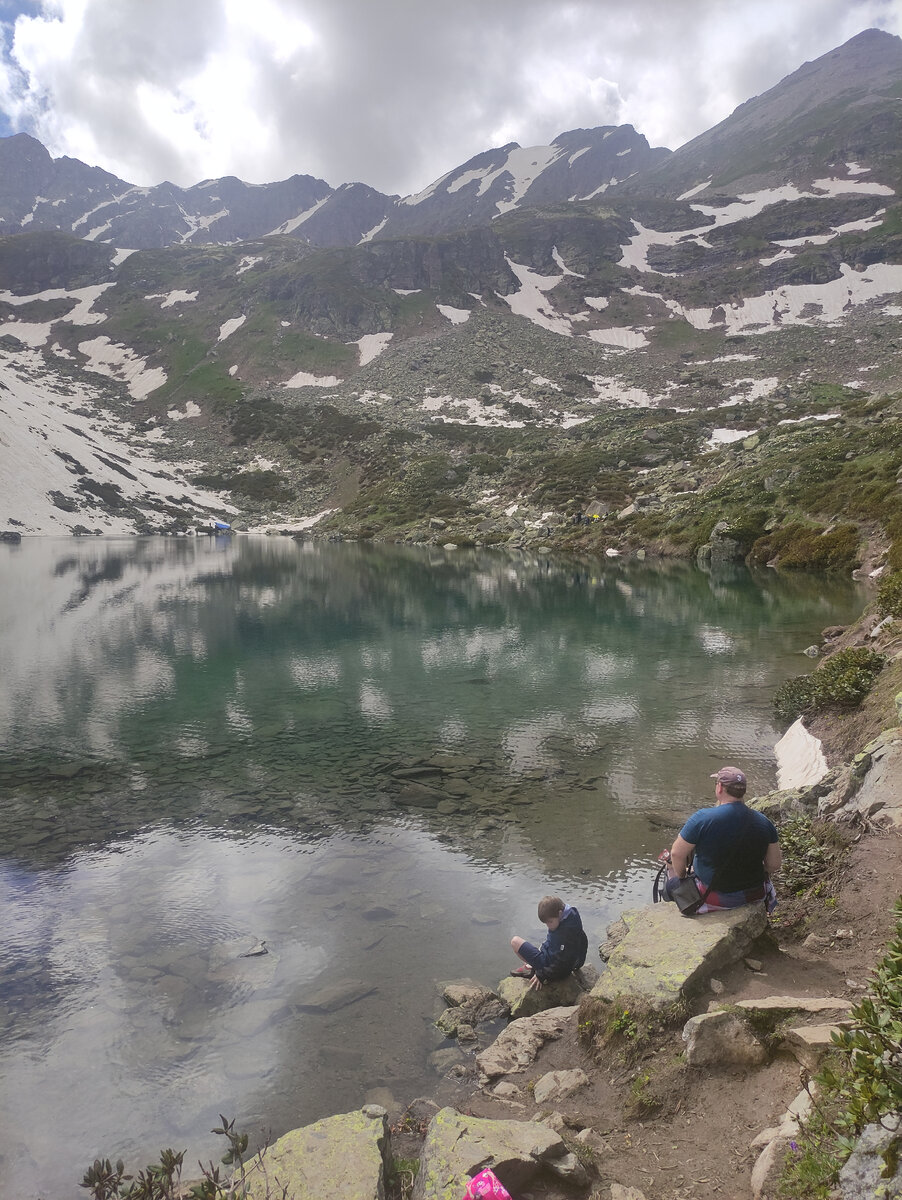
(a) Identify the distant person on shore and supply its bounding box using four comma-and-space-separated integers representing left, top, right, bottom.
663, 766, 780, 913
510, 895, 588, 990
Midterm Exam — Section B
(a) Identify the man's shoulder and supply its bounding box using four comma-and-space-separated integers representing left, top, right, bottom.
748, 806, 779, 836
681, 804, 719, 831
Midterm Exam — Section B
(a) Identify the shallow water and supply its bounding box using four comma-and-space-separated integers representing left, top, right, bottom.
0, 536, 865, 1197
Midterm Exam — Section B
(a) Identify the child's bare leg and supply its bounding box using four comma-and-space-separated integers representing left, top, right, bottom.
510, 935, 528, 960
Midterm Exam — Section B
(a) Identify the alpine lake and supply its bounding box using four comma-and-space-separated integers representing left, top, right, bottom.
0, 535, 867, 1198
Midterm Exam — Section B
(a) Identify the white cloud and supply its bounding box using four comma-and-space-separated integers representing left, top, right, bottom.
0, 1, 899, 196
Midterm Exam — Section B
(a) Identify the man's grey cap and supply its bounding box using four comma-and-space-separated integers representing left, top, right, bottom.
711, 766, 747, 786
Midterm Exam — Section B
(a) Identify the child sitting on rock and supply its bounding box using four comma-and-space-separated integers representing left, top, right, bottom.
510, 895, 588, 990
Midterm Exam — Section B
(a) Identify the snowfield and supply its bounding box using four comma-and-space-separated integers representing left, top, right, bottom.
0, 347, 233, 534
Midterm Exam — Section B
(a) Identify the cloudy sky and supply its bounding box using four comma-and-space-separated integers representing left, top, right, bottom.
0, 0, 899, 198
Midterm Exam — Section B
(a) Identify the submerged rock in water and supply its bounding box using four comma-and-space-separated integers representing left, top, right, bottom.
296, 979, 377, 1013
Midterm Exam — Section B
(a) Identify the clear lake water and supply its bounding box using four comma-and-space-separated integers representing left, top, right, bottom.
0, 535, 867, 1198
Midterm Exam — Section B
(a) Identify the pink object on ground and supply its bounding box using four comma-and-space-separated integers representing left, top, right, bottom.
464, 1167, 513, 1198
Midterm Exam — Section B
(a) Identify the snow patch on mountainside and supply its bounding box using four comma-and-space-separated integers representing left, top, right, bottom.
686, 262, 902, 334
0, 283, 112, 322
586, 377, 658, 407
0, 347, 230, 533
218, 315, 246, 341
355, 332, 393, 365
400, 169, 455, 207
552, 247, 584, 277
422, 394, 526, 428
0, 283, 114, 350
729, 377, 779, 402
267, 196, 328, 237
145, 290, 199, 308
619, 178, 896, 274
283, 370, 340, 388
619, 222, 685, 273
692, 178, 893, 231
677, 179, 713, 200
493, 145, 563, 215
359, 218, 388, 244
774, 211, 886, 248
1, 319, 53, 347
178, 207, 228, 243
77, 337, 167, 399
406, 142, 564, 216
707, 428, 755, 448
498, 257, 573, 335
167, 402, 201, 421
446, 167, 491, 195
777, 412, 841, 425
436, 305, 471, 325
420, 389, 590, 430
586, 327, 650, 348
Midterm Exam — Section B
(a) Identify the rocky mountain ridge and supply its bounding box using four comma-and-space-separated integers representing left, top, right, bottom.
0, 121, 667, 252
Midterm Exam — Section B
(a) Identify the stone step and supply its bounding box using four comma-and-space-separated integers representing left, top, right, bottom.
784, 1022, 851, 1069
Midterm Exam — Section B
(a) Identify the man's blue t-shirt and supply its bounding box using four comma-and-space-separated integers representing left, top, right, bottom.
679, 802, 778, 890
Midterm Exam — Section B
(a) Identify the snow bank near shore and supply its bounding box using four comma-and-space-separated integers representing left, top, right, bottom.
775, 718, 828, 790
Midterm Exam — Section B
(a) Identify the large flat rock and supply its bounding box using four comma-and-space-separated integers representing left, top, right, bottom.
591, 903, 768, 1009
244, 1107, 390, 1200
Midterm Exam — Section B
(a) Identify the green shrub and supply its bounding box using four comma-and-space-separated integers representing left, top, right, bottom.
80, 1115, 261, 1200
750, 522, 861, 571
773, 648, 885, 723
876, 571, 902, 619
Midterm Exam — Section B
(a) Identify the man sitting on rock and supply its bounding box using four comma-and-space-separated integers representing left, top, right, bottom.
510, 895, 588, 990
663, 766, 781, 913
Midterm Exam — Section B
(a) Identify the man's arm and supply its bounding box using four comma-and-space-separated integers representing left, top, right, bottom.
764, 841, 782, 874
670, 834, 695, 878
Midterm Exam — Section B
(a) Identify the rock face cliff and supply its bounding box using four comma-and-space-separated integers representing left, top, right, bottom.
0, 30, 901, 540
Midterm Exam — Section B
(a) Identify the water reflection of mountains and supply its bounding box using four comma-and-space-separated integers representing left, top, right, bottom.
0, 537, 865, 871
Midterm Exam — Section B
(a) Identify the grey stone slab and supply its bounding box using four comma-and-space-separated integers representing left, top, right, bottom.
296, 979, 377, 1013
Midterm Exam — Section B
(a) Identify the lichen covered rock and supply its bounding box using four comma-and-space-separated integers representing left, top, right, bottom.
590, 903, 768, 1010
243, 1106, 390, 1200
497, 965, 597, 1019
411, 1107, 567, 1200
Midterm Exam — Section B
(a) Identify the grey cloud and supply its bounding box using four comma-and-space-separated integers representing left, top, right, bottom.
1, 0, 899, 195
